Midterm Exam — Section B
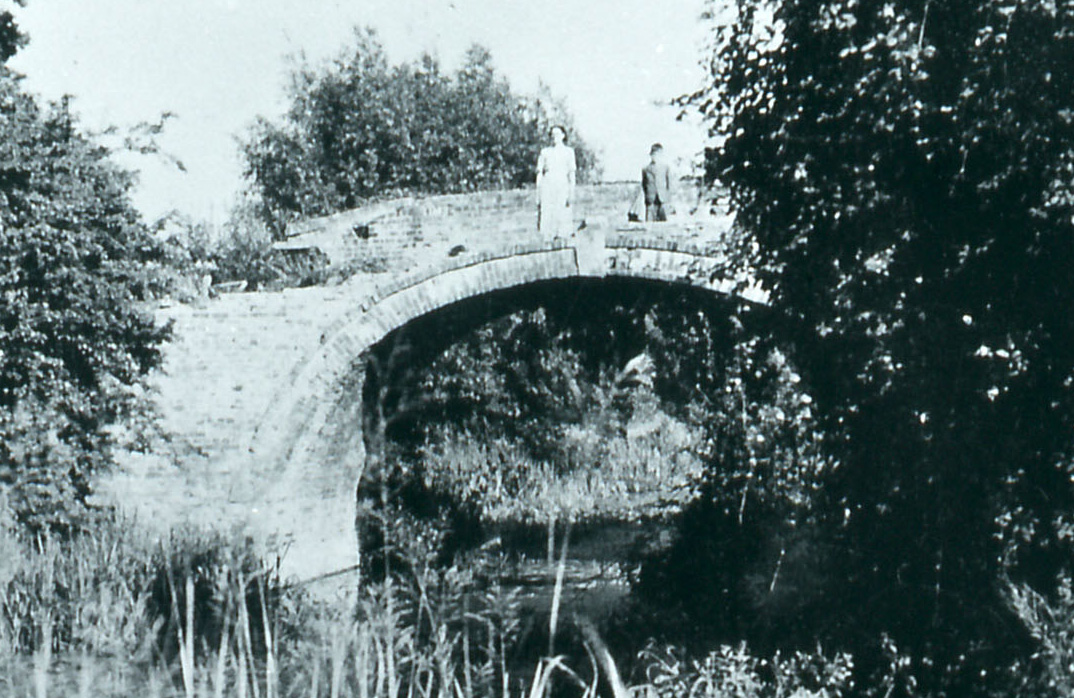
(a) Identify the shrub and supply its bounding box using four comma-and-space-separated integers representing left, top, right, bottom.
0, 29, 171, 532
637, 641, 853, 698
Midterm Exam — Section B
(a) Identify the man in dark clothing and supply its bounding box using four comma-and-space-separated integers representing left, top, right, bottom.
641, 143, 672, 222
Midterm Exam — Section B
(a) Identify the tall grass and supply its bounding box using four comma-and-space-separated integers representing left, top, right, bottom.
418, 414, 704, 530
0, 505, 865, 698
0, 509, 574, 698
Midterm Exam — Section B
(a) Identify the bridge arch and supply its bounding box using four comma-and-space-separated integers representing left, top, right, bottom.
244, 224, 764, 582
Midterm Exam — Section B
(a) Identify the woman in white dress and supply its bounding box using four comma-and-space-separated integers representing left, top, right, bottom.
536, 125, 577, 236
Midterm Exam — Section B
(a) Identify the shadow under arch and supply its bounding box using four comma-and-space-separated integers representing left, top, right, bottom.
353, 275, 765, 573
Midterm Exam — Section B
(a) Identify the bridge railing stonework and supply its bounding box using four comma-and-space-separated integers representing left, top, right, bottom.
107, 186, 757, 586
276, 182, 714, 274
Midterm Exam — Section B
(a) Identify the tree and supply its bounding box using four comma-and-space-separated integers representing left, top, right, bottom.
0, 12, 171, 532
684, 0, 1074, 690
241, 30, 599, 234
0, 4, 27, 65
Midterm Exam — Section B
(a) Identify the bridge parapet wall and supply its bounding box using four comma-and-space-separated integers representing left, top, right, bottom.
277, 182, 707, 273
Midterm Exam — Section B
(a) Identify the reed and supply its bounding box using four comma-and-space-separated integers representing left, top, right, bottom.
0, 507, 858, 697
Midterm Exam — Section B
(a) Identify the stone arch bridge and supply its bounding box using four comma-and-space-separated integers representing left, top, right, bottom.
108, 183, 761, 584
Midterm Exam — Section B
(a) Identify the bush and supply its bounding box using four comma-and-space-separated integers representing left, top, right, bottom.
209, 199, 292, 291
0, 90, 172, 533
636, 642, 853, 698
1004, 574, 1074, 696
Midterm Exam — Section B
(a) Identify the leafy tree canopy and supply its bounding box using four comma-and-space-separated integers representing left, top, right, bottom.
0, 12, 171, 532
241, 30, 600, 233
683, 0, 1074, 690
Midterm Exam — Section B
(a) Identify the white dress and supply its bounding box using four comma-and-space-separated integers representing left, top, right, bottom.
536, 144, 576, 235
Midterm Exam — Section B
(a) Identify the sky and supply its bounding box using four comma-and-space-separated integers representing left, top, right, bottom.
8, 0, 714, 225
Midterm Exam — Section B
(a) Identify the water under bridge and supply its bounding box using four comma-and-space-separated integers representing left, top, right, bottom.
105, 182, 763, 584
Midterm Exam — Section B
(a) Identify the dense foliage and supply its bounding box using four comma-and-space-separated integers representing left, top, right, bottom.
242, 31, 599, 234
155, 200, 342, 296
362, 285, 731, 517
680, 0, 1074, 691
0, 14, 170, 532
359, 283, 831, 610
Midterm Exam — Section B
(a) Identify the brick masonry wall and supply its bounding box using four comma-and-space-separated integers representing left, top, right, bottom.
277, 181, 710, 274
105, 186, 748, 586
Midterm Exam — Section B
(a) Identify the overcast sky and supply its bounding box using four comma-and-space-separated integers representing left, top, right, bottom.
9, 0, 712, 224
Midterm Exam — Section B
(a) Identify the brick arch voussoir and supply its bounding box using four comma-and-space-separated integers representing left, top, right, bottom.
250, 240, 762, 474
249, 246, 587, 472
236, 227, 760, 585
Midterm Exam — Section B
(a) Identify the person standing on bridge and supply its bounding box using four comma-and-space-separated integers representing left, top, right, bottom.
536, 125, 577, 236
641, 143, 673, 222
